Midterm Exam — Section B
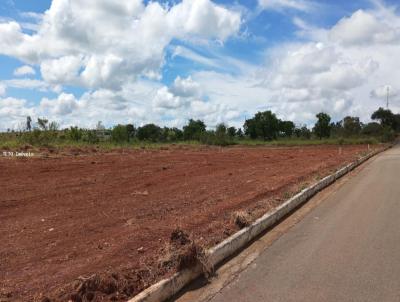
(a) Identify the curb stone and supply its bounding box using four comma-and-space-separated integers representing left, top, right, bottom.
128, 145, 391, 302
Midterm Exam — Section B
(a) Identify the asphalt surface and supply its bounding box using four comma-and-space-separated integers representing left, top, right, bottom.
202, 145, 400, 302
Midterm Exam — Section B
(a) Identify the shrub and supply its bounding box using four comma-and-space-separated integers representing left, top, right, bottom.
294, 125, 311, 139
227, 126, 237, 137
199, 130, 235, 146
381, 127, 396, 142
20, 129, 57, 146
183, 119, 206, 140
67, 127, 83, 141
111, 125, 129, 143
161, 127, 183, 142
137, 124, 162, 142
83, 130, 99, 144
362, 122, 383, 137
126, 124, 136, 139
343, 116, 362, 137
279, 120, 295, 137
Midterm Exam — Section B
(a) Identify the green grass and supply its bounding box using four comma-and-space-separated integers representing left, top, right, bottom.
235, 137, 380, 146
0, 132, 382, 151
0, 133, 203, 151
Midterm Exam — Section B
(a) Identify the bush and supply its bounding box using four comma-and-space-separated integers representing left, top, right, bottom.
83, 130, 99, 144
20, 129, 57, 146
362, 122, 383, 137
161, 127, 183, 142
199, 130, 235, 146
294, 126, 311, 139
111, 125, 129, 143
183, 119, 206, 140
381, 127, 396, 142
137, 124, 162, 142
126, 124, 136, 139
227, 126, 237, 137
343, 116, 362, 137
279, 120, 295, 137
67, 127, 83, 141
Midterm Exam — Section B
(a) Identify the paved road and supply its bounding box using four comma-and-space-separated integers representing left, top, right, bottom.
204, 145, 400, 302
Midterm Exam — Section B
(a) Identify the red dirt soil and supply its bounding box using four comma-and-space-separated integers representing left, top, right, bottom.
0, 145, 379, 302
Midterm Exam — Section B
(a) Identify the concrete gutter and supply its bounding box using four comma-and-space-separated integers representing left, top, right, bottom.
128, 146, 391, 302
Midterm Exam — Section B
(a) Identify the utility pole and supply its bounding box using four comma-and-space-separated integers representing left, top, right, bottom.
386, 86, 390, 109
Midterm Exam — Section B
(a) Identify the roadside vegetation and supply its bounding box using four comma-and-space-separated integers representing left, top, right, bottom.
0, 107, 398, 149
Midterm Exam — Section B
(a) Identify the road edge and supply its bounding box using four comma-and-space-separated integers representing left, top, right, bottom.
128, 145, 391, 302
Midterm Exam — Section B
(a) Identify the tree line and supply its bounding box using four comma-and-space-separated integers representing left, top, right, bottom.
8, 107, 399, 146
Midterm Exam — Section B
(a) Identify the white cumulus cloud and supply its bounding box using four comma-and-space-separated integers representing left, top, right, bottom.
258, 0, 314, 12
40, 93, 80, 115
330, 9, 400, 46
0, 0, 241, 90
153, 86, 185, 110
170, 76, 201, 98
0, 83, 6, 96
14, 65, 36, 76
2, 0, 400, 131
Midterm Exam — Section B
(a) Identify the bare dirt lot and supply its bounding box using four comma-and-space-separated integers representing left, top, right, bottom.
0, 145, 380, 302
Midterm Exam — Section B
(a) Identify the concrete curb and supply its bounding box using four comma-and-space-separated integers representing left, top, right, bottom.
128, 146, 391, 302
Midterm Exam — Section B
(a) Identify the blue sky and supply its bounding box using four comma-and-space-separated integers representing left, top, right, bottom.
0, 0, 399, 130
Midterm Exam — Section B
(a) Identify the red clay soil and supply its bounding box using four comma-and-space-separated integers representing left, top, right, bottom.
0, 145, 380, 302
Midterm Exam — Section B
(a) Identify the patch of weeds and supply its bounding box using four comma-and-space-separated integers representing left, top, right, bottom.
159, 228, 213, 279
283, 191, 292, 200
359, 150, 370, 158
231, 210, 252, 229
299, 182, 309, 191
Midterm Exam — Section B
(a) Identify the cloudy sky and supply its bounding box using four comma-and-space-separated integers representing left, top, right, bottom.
0, 0, 399, 130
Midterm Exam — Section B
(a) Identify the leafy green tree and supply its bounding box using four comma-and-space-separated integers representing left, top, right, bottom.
227, 126, 237, 137
236, 128, 244, 138
162, 127, 183, 142
371, 107, 395, 129
171, 127, 183, 141
330, 121, 344, 138
313, 112, 331, 139
215, 123, 227, 136
394, 114, 400, 132
244, 118, 257, 139
111, 125, 129, 143
215, 123, 230, 145
342, 116, 362, 136
361, 122, 383, 136
294, 125, 311, 139
126, 124, 136, 139
137, 124, 162, 141
279, 120, 295, 137
244, 111, 280, 140
301, 126, 312, 139
183, 119, 206, 140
